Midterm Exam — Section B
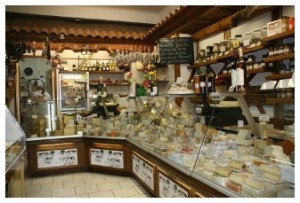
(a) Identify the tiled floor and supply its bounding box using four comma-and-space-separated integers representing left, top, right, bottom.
25, 172, 153, 198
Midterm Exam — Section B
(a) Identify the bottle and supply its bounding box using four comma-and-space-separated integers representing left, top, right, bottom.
199, 71, 207, 94
230, 60, 237, 92
102, 83, 108, 98
150, 70, 158, 96
97, 82, 103, 98
206, 71, 215, 94
236, 47, 245, 92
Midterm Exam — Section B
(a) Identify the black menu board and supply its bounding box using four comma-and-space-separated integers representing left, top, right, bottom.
159, 37, 194, 64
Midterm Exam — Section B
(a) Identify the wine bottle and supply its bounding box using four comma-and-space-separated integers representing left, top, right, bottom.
199, 70, 207, 94
206, 71, 215, 93
236, 47, 245, 92
97, 82, 103, 98
230, 60, 237, 92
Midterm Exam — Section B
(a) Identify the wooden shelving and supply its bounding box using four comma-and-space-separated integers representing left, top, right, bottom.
263, 52, 294, 63
265, 73, 293, 80
59, 70, 126, 74
266, 98, 294, 104
262, 30, 294, 43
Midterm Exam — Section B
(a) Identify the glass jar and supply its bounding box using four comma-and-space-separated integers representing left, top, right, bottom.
213, 43, 219, 53
206, 46, 213, 55
228, 37, 234, 52
219, 40, 228, 54
243, 32, 252, 48
234, 34, 243, 48
268, 47, 274, 57
252, 28, 262, 46
199, 49, 206, 57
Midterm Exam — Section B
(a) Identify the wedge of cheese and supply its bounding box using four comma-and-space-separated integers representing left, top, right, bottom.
229, 160, 245, 170
229, 173, 245, 185
264, 172, 281, 182
244, 178, 266, 191
215, 166, 232, 177
203, 162, 217, 172
260, 164, 281, 176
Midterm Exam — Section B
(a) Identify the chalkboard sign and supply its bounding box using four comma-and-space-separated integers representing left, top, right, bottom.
159, 37, 194, 64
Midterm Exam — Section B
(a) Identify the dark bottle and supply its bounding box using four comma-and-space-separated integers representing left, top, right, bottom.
97, 82, 103, 98
199, 71, 207, 94
206, 71, 215, 93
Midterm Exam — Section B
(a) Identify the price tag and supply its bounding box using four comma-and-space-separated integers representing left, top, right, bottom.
32, 114, 38, 119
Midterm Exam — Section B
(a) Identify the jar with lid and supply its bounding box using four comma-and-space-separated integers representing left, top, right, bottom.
268, 47, 274, 57
199, 49, 206, 58
228, 37, 234, 52
213, 43, 219, 53
234, 34, 243, 48
243, 32, 252, 48
252, 29, 262, 46
219, 40, 228, 55
206, 46, 213, 55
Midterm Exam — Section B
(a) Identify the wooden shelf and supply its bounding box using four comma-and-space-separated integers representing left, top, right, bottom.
262, 30, 294, 43
265, 73, 293, 80
60, 70, 125, 74
266, 98, 294, 104
263, 52, 294, 63
247, 68, 265, 74
243, 44, 265, 54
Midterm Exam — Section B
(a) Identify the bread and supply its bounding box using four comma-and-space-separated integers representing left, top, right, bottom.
264, 172, 281, 182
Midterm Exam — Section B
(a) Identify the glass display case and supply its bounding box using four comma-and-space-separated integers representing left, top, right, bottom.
21, 93, 295, 197
6, 107, 26, 173
6, 106, 26, 197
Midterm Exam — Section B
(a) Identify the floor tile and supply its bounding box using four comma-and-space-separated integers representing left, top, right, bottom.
25, 184, 41, 193
63, 179, 86, 188
31, 177, 53, 185
52, 187, 76, 197
103, 174, 129, 182
26, 190, 52, 197
133, 185, 152, 196
97, 182, 122, 191
41, 182, 63, 191
84, 177, 106, 185
118, 179, 141, 188
53, 174, 74, 182
112, 187, 140, 197
64, 194, 90, 198
73, 172, 94, 180
75, 184, 99, 195
25, 171, 151, 198
89, 190, 116, 197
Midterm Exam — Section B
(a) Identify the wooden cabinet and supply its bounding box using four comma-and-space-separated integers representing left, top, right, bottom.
84, 138, 132, 175
26, 137, 86, 176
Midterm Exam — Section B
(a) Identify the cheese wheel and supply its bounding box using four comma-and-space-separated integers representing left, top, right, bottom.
215, 166, 232, 177
260, 164, 281, 176
245, 178, 266, 191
